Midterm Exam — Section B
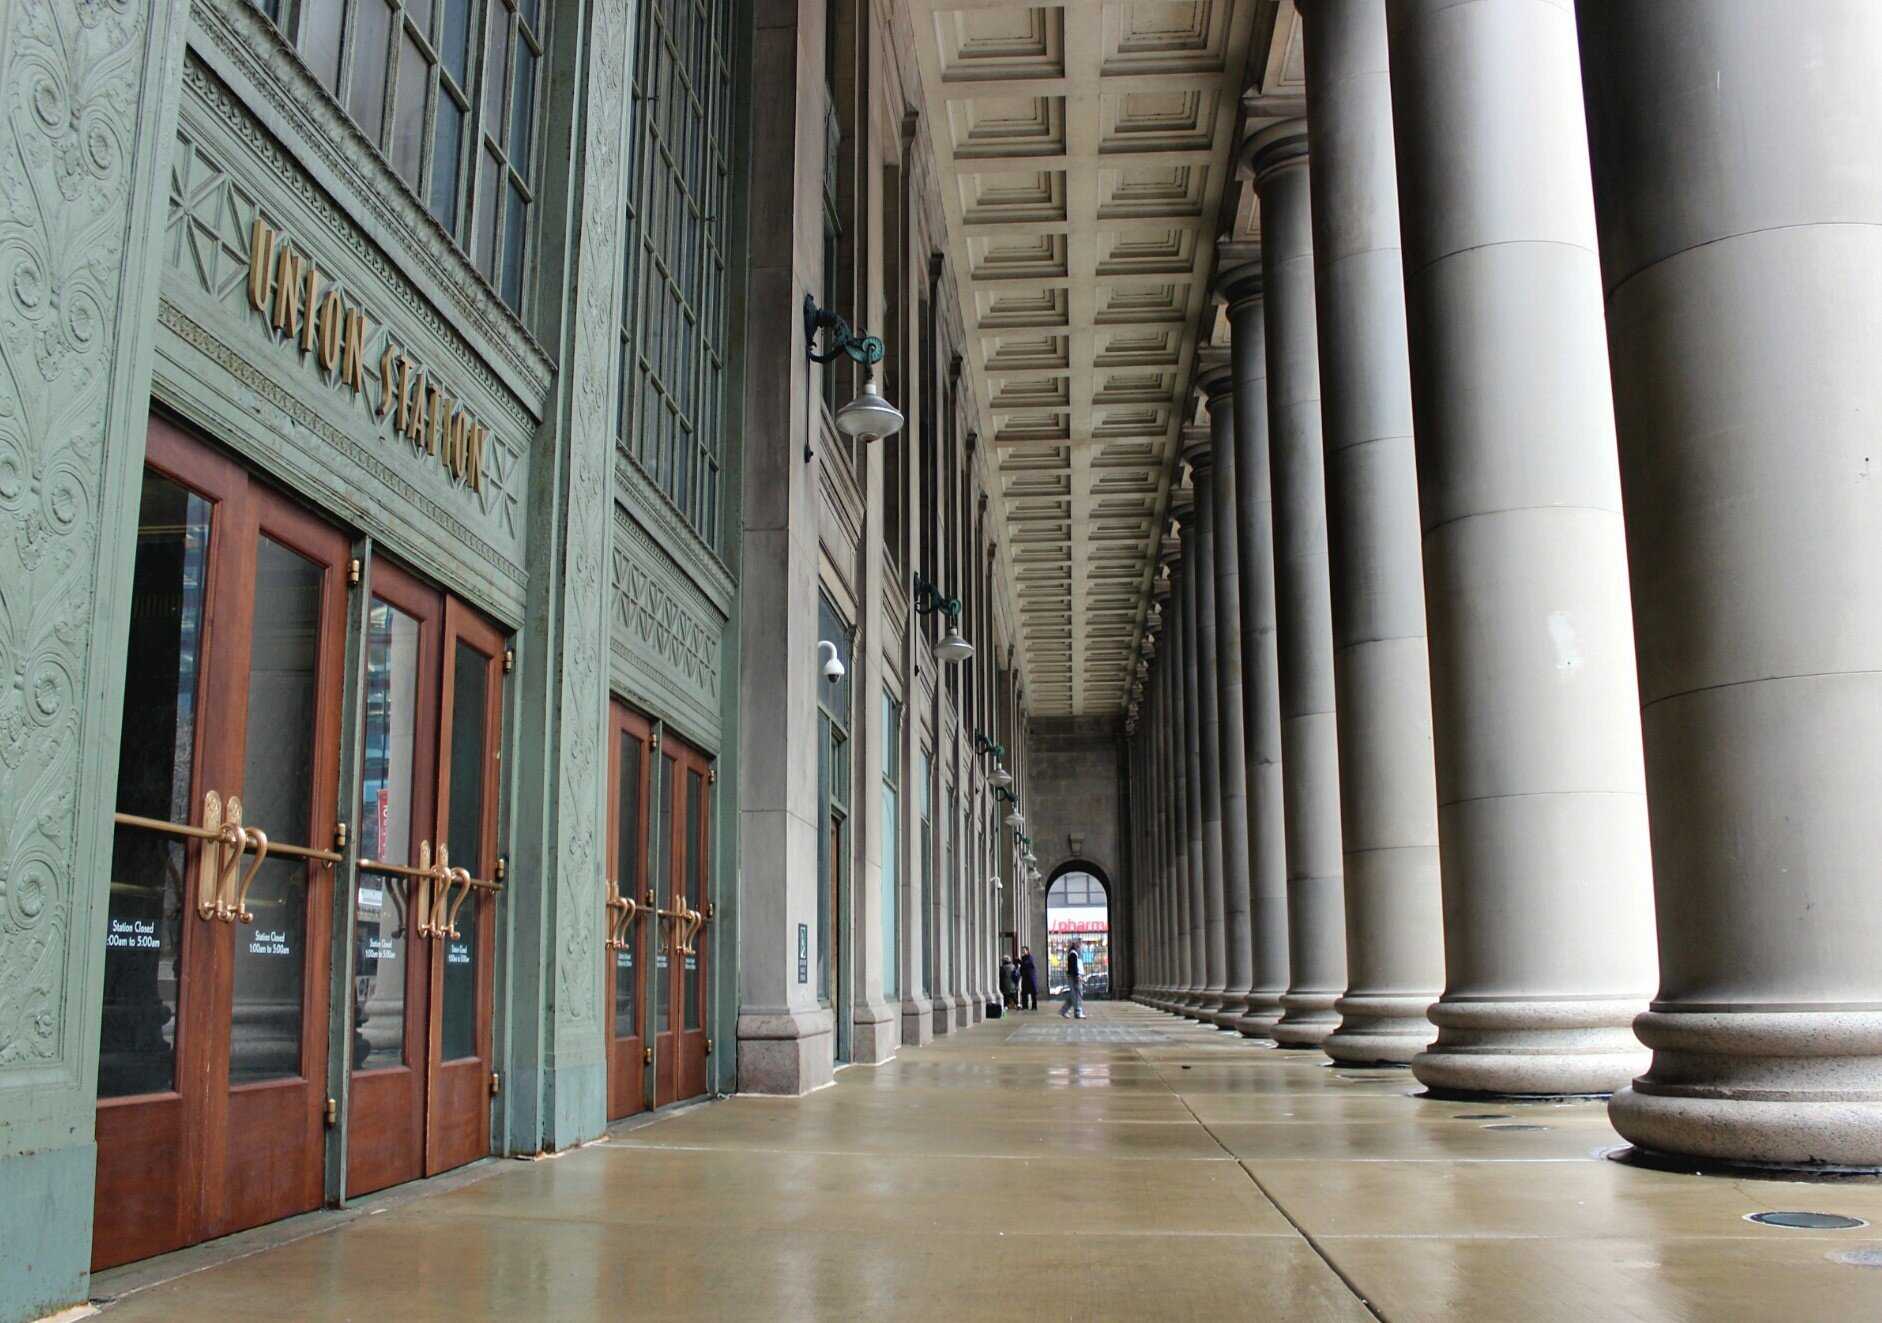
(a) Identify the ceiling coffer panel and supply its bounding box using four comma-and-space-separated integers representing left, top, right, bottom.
913, 0, 1258, 715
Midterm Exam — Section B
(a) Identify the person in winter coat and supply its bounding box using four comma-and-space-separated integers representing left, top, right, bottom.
1059, 939, 1087, 1019
1017, 947, 1039, 1011
999, 955, 1019, 1008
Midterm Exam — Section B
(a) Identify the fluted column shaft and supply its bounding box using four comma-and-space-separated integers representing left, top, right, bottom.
1299, 0, 1445, 1066
1582, 0, 1882, 1167
1182, 429, 1229, 1016
1200, 372, 1254, 1029
1386, 0, 1657, 1095
1248, 122, 1347, 1048
1220, 273, 1288, 1037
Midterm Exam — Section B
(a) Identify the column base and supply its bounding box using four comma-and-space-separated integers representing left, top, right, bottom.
954, 995, 972, 1028
736, 1007, 836, 1094
1273, 991, 1341, 1047
1324, 992, 1438, 1065
1237, 991, 1286, 1039
900, 997, 935, 1047
1411, 996, 1648, 1097
848, 999, 900, 1065
1606, 1010, 1882, 1171
932, 994, 958, 1036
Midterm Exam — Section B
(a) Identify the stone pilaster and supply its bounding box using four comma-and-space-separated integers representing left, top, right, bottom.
0, 4, 188, 1314
734, 3, 835, 1092
1300, 0, 1446, 1066
1582, 0, 1882, 1166
1386, 0, 1657, 1095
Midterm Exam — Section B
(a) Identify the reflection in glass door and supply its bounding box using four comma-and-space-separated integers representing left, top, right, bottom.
95, 417, 346, 1270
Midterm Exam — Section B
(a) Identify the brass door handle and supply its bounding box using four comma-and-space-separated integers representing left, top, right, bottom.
359, 840, 502, 941
604, 879, 642, 951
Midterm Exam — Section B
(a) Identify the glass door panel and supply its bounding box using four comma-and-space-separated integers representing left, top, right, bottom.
100, 473, 210, 1101
355, 600, 423, 1071
227, 535, 322, 1085
440, 637, 488, 1062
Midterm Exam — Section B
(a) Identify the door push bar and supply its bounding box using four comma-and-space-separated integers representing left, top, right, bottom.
356, 839, 502, 940
115, 789, 344, 925
656, 891, 708, 956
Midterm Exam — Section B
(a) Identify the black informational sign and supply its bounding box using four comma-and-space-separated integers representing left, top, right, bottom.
797, 923, 809, 984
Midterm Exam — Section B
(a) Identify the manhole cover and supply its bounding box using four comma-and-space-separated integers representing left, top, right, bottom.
1748, 1211, 1868, 1230
1829, 1248, 1882, 1267
1454, 1112, 1510, 1120
1483, 1123, 1550, 1132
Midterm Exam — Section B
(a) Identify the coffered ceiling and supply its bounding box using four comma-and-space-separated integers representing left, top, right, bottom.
909, 1, 1262, 716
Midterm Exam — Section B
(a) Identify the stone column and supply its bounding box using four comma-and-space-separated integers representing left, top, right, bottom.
1180, 425, 1229, 1017
1581, 0, 1882, 1167
1197, 368, 1254, 1030
1178, 483, 1209, 1015
1219, 260, 1289, 1037
1385, 0, 1657, 1095
1167, 496, 1197, 1007
1299, 0, 1446, 1066
1246, 122, 1347, 1048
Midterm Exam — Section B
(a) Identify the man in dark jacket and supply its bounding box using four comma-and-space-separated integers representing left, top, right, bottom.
1017, 947, 1039, 1011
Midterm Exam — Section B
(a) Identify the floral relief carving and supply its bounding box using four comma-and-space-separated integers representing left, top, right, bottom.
552, 0, 631, 1029
0, 0, 145, 1067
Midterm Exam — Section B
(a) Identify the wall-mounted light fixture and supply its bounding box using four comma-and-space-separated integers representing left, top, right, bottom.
990, 763, 1013, 788
1005, 806, 1026, 830
912, 573, 974, 665
972, 732, 1006, 761
803, 295, 904, 459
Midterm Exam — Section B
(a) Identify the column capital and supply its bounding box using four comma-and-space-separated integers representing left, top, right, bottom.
1180, 422, 1215, 479
1193, 358, 1235, 405
1241, 116, 1310, 187
1214, 241, 1265, 312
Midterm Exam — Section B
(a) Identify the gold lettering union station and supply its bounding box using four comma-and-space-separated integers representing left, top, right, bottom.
248, 218, 487, 492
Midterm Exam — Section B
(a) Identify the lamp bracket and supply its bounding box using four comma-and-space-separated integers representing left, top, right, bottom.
804, 295, 885, 367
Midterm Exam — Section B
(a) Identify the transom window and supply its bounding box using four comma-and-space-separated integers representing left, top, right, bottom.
619, 0, 738, 550
253, 0, 543, 314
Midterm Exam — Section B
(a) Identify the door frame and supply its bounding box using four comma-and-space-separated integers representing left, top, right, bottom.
604, 700, 653, 1120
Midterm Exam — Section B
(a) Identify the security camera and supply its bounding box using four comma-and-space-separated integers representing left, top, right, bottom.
817, 640, 845, 683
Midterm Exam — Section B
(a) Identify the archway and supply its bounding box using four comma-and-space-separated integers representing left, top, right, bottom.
1044, 863, 1111, 1000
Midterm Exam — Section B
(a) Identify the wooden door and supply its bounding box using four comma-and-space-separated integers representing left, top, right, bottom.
605, 703, 653, 1120
673, 744, 713, 1101
425, 598, 503, 1174
653, 731, 713, 1106
345, 561, 441, 1197
95, 417, 344, 1268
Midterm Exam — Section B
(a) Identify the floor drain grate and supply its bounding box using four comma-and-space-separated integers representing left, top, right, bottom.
1748, 1211, 1868, 1230
1453, 1113, 1510, 1120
